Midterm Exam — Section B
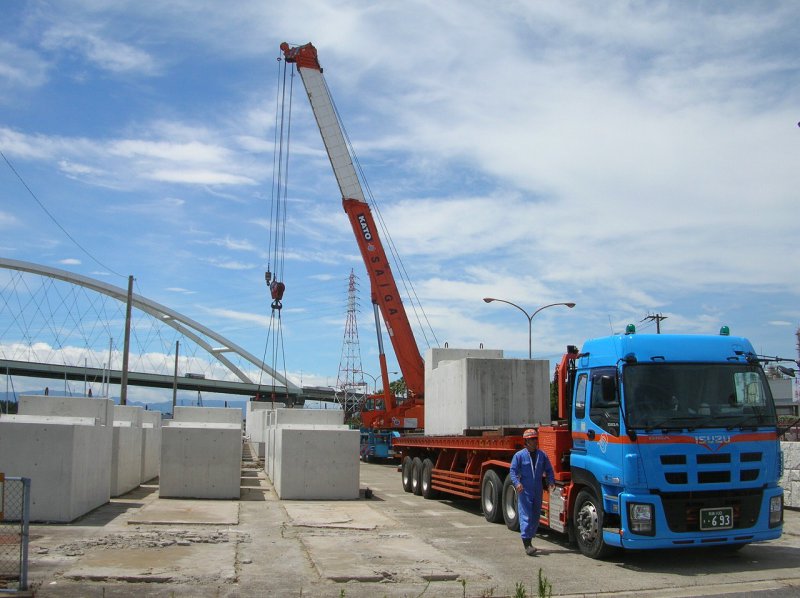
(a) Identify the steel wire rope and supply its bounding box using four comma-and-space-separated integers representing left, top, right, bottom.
1, 150, 125, 280
322, 79, 440, 349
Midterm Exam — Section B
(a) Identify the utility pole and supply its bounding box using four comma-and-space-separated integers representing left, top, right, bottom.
172, 340, 179, 411
120, 275, 134, 405
642, 312, 668, 334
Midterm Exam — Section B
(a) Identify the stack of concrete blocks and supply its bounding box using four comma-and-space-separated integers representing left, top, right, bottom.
111, 405, 144, 497
159, 406, 243, 499
140, 410, 162, 483
245, 401, 284, 458
781, 441, 800, 509
0, 395, 114, 522
267, 408, 359, 499
424, 347, 551, 436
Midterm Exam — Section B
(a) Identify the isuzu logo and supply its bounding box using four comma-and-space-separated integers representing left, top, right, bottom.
358, 214, 372, 241
696, 434, 731, 452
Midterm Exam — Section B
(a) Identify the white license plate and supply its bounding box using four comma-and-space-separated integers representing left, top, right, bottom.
699, 507, 733, 530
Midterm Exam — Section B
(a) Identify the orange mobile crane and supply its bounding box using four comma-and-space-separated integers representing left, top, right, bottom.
281, 41, 425, 457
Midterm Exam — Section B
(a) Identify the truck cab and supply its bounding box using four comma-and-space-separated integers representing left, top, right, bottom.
567, 330, 784, 557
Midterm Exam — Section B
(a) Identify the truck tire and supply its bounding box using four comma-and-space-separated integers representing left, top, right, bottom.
411, 457, 424, 496
401, 456, 414, 493
421, 458, 439, 499
481, 470, 504, 523
502, 474, 520, 531
573, 489, 614, 559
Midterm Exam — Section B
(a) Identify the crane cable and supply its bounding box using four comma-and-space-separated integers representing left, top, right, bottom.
257, 53, 294, 402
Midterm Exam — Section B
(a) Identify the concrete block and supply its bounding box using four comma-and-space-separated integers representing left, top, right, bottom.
111, 421, 143, 497
246, 401, 283, 440
159, 422, 242, 499
113, 404, 143, 426
141, 410, 162, 483
425, 353, 550, 436
0, 415, 112, 522
173, 406, 243, 426
425, 347, 503, 381
18, 395, 114, 425
267, 409, 345, 481
273, 424, 359, 499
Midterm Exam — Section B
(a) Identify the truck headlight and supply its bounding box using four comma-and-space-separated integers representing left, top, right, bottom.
769, 495, 783, 528
628, 502, 655, 536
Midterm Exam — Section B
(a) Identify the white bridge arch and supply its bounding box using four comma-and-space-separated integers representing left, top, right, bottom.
0, 257, 300, 393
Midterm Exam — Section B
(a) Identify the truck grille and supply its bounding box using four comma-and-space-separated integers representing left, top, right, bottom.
659, 452, 763, 486
660, 489, 762, 533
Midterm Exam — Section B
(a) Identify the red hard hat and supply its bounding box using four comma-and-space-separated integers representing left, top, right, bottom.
523, 428, 538, 439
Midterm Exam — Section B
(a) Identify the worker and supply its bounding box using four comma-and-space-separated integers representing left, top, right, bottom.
510, 428, 555, 556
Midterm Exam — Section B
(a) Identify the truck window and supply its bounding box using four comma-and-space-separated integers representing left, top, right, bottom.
623, 363, 777, 429
589, 369, 620, 436
574, 373, 587, 419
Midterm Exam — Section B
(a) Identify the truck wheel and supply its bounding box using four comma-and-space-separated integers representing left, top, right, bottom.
401, 456, 414, 493
573, 489, 614, 559
502, 474, 520, 531
481, 470, 504, 523
411, 457, 424, 496
421, 458, 438, 499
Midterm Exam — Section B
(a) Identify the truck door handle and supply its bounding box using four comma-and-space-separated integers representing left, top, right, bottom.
587, 430, 596, 440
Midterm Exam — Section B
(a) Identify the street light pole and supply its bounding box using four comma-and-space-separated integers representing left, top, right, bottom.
483, 298, 576, 358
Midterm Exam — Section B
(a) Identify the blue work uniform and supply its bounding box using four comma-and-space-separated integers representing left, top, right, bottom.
510, 447, 555, 540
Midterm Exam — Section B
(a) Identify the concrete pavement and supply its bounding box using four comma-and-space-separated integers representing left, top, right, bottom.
17, 449, 800, 597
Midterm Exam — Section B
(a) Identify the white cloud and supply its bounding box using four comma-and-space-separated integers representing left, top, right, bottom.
41, 24, 159, 75
58, 258, 81, 265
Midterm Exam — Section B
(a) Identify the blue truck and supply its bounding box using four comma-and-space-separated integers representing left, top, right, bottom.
393, 327, 784, 558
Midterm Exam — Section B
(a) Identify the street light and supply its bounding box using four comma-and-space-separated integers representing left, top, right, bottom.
354, 370, 398, 394
483, 298, 576, 359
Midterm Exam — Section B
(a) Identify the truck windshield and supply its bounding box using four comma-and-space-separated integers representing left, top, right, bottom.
623, 363, 777, 431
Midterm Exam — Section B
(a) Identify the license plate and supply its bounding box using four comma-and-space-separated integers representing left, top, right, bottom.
700, 507, 733, 530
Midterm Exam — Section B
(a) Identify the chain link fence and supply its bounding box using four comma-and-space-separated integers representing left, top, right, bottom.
0, 475, 30, 592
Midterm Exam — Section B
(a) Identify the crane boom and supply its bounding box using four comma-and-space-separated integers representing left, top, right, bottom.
281, 42, 425, 400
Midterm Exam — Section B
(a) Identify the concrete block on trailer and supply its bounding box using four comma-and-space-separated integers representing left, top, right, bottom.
0, 414, 112, 522
424, 351, 550, 435
159, 422, 242, 499
273, 424, 359, 499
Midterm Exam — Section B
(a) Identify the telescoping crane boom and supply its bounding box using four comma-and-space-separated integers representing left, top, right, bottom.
280, 42, 425, 432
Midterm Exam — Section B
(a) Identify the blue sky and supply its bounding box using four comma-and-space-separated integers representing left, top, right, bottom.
1, 1, 798, 398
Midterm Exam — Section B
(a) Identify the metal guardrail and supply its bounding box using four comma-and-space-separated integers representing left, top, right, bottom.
0, 475, 30, 593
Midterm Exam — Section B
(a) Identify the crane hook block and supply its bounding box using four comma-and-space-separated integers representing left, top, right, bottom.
270, 280, 286, 301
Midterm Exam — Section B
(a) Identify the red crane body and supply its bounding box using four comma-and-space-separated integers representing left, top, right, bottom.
281, 42, 425, 430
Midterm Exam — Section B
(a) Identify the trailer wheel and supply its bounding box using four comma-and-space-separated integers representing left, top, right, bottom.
573, 489, 614, 559
481, 470, 504, 523
502, 474, 520, 531
421, 458, 438, 499
401, 456, 414, 493
411, 457, 424, 496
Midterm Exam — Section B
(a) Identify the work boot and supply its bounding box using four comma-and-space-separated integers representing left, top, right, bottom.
525, 544, 538, 556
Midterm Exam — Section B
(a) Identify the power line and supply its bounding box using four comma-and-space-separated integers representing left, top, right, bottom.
641, 312, 668, 334
0, 150, 125, 279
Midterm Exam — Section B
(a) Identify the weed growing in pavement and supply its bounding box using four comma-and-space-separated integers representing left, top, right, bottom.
513, 581, 528, 598
537, 568, 553, 598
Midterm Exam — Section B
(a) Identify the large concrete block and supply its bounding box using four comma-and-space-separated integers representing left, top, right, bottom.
18, 395, 114, 425
0, 414, 112, 522
111, 421, 143, 497
273, 424, 359, 499
173, 406, 243, 426
425, 353, 550, 436
267, 409, 345, 481
159, 422, 242, 499
141, 410, 162, 483
246, 401, 283, 441
425, 347, 503, 380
